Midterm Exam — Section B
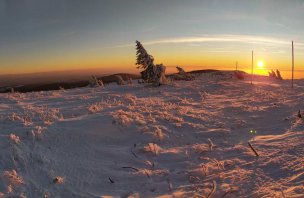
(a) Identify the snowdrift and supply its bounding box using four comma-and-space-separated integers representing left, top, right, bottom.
0, 73, 303, 197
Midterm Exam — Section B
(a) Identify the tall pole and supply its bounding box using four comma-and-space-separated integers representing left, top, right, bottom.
292, 41, 294, 88
251, 50, 253, 85
236, 61, 238, 71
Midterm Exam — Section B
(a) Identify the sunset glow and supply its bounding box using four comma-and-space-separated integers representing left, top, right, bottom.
257, 60, 265, 69
0, 1, 303, 79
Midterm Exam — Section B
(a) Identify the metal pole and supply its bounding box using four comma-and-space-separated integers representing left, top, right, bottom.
251, 51, 253, 85
292, 41, 294, 88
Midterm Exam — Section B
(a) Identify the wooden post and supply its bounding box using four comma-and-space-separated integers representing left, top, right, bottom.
292, 41, 294, 88
251, 51, 253, 85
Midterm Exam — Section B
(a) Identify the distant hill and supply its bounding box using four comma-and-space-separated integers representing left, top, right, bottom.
0, 73, 140, 93
0, 69, 254, 93
188, 69, 219, 74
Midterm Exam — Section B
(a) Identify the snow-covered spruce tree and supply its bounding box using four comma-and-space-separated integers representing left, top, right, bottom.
135, 40, 155, 82
89, 75, 103, 87
135, 40, 167, 85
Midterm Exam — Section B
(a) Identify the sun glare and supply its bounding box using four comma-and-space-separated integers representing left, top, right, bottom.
257, 60, 264, 68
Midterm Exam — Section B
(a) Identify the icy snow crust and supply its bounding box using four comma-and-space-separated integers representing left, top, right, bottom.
0, 74, 303, 197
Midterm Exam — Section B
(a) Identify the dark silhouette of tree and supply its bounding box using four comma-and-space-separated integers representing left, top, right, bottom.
276, 69, 283, 80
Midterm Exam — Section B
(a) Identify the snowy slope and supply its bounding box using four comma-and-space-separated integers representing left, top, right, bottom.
0, 73, 303, 197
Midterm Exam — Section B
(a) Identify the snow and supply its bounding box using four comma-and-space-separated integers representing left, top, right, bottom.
0, 73, 303, 197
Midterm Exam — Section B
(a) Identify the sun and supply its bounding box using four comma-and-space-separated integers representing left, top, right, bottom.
257, 60, 264, 68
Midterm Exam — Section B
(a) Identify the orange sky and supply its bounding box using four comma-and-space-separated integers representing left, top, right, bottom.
1, 1, 304, 79
1, 46, 302, 80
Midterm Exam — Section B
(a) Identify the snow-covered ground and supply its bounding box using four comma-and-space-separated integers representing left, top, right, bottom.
0, 73, 303, 197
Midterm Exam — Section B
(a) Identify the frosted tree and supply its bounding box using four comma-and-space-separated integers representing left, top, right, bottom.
115, 75, 125, 85
89, 75, 103, 87
276, 69, 283, 80
269, 70, 277, 78
135, 40, 167, 85
268, 71, 272, 77
154, 64, 167, 85
173, 66, 194, 81
135, 40, 155, 82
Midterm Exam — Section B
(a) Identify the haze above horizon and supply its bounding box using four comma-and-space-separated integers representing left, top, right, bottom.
0, 0, 303, 78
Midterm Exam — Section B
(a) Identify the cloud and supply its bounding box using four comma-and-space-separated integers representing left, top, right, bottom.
115, 35, 304, 48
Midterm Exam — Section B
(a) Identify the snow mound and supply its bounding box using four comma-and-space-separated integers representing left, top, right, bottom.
0, 74, 303, 197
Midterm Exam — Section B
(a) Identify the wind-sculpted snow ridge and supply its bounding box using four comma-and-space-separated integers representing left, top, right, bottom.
0, 74, 303, 197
